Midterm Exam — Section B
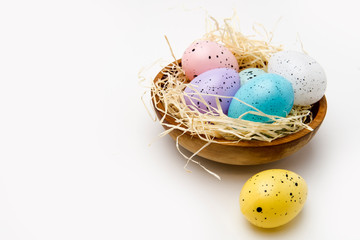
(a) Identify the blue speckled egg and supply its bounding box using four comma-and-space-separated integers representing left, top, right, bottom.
239, 68, 266, 85
184, 68, 240, 114
228, 73, 294, 122
267, 50, 327, 106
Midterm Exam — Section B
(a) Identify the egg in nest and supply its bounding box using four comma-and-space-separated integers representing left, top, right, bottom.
268, 50, 327, 106
182, 40, 239, 80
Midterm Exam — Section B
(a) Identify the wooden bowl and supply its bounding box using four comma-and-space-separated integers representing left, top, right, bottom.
152, 60, 327, 165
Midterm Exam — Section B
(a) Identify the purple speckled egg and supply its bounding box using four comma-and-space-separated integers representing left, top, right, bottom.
182, 40, 239, 81
183, 68, 241, 114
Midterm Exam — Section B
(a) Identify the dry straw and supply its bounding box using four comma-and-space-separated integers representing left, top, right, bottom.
150, 16, 313, 144
142, 15, 314, 178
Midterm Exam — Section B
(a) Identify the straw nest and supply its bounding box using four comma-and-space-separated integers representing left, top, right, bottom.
149, 16, 313, 145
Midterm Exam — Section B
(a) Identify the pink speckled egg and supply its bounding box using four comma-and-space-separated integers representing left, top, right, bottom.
181, 40, 239, 81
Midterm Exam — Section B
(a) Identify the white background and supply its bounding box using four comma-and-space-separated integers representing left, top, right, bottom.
0, 0, 359, 239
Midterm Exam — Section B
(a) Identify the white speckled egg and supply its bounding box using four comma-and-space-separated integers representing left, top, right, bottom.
183, 68, 240, 114
267, 50, 326, 106
239, 68, 266, 85
228, 73, 294, 123
181, 40, 239, 81
240, 169, 308, 228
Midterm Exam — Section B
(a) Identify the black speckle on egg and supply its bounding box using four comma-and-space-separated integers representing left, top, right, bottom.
256, 207, 262, 213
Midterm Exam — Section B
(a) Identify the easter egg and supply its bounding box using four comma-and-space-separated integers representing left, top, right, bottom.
228, 73, 294, 123
183, 68, 240, 114
181, 40, 239, 81
239, 68, 266, 85
240, 169, 308, 228
267, 50, 327, 106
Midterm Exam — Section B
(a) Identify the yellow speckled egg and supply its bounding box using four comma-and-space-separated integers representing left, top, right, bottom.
239, 169, 308, 228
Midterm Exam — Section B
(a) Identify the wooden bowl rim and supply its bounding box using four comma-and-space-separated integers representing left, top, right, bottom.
152, 60, 327, 148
